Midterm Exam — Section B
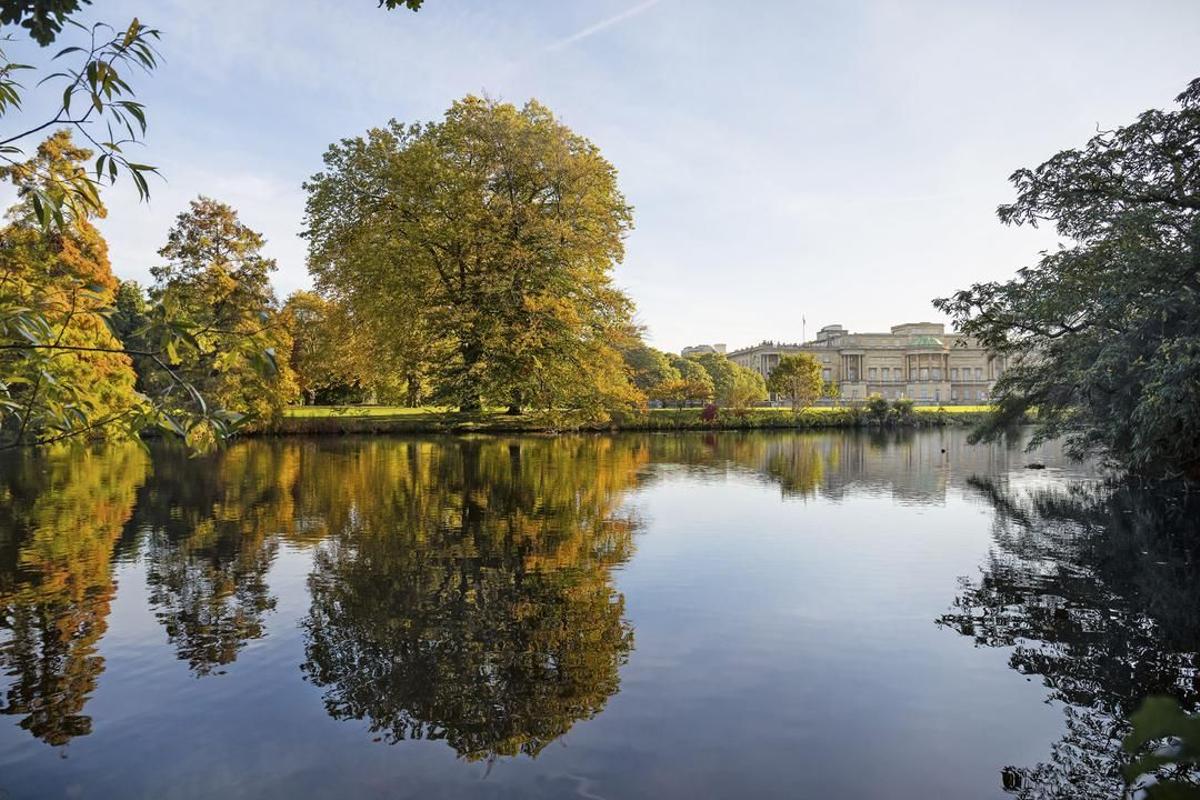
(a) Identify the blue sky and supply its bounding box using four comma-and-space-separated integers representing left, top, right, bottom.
32, 0, 1200, 352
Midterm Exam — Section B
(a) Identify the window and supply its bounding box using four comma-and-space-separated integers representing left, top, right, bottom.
882, 367, 890, 380
932, 368, 941, 381
951, 388, 958, 401
868, 367, 877, 380
951, 367, 959, 380
980, 390, 988, 401
975, 367, 983, 380
848, 370, 858, 381
919, 367, 929, 381
822, 369, 831, 381
920, 386, 929, 400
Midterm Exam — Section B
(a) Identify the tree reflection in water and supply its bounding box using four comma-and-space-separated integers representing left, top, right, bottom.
0, 445, 148, 745
0, 428, 1007, 752
300, 437, 645, 761
939, 477, 1200, 798
9, 428, 1171, 785
133, 443, 310, 676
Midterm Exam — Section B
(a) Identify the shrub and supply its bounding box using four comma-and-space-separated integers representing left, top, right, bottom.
891, 397, 915, 422
866, 394, 890, 423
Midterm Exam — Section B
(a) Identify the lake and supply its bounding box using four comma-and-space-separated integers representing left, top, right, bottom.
1, 430, 1197, 799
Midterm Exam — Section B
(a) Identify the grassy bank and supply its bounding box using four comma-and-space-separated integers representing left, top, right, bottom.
269, 405, 998, 436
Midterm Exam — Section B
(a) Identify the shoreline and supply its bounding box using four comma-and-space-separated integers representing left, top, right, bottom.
263, 407, 999, 437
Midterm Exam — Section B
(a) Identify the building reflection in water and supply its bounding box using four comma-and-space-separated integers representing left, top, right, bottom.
641, 428, 1045, 504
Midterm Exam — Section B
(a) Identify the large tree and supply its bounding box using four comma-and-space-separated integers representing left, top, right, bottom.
935, 78, 1200, 478
303, 96, 639, 416
766, 353, 823, 411
726, 364, 769, 411
150, 197, 297, 433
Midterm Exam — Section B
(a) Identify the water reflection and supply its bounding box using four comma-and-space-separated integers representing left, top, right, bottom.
1, 429, 1194, 798
0, 445, 148, 745
642, 429, 1031, 502
300, 438, 643, 759
939, 477, 1200, 798
134, 445, 298, 676
0, 431, 1069, 758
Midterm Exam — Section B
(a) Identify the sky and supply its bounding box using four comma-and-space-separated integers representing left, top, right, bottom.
13, 0, 1200, 353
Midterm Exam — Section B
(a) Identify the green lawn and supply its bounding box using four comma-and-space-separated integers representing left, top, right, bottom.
285, 405, 484, 418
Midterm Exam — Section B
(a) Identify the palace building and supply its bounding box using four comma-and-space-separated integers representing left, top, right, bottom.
727, 322, 1003, 405
680, 343, 726, 357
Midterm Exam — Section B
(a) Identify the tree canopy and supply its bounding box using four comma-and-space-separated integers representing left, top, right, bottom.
0, 132, 144, 446
766, 353, 823, 411
0, 0, 91, 46
150, 197, 297, 436
283, 291, 363, 405
689, 351, 767, 410
0, 9, 160, 221
0, 3, 260, 450
935, 78, 1200, 478
303, 96, 640, 417
620, 337, 680, 394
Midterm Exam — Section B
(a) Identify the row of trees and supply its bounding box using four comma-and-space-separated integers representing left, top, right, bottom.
284, 283, 778, 413
0, 132, 298, 448
0, 0, 496, 449
3, 110, 792, 452
1, 54, 784, 448
0, 2, 301, 448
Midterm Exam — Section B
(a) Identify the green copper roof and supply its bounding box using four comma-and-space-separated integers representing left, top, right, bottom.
912, 335, 943, 347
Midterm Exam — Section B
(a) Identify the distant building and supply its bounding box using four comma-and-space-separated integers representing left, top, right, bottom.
727, 322, 1003, 404
681, 343, 726, 357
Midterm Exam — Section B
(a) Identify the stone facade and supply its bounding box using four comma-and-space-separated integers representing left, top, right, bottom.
727, 322, 1003, 404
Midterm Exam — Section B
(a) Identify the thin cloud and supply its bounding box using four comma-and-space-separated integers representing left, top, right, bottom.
545, 0, 662, 52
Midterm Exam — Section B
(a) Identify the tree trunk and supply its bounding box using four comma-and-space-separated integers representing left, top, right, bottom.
457, 340, 484, 413
405, 374, 420, 408
505, 389, 523, 415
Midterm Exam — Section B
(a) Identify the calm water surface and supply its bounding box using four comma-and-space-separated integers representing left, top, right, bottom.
1, 430, 1197, 799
